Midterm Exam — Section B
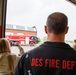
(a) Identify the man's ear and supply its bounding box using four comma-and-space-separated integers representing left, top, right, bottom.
44, 25, 48, 34
65, 26, 69, 34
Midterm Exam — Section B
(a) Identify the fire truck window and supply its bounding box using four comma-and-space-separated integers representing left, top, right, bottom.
30, 36, 34, 40
34, 37, 37, 41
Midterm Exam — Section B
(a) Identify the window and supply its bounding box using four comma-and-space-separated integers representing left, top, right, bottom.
27, 27, 35, 31
17, 33, 24, 35
5, 32, 13, 35
6, 24, 13, 29
16, 26, 25, 30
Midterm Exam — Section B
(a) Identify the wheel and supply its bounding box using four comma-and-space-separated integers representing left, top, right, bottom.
10, 41, 19, 46
29, 42, 34, 46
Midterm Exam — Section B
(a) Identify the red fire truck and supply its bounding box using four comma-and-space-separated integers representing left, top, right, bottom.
5, 35, 40, 46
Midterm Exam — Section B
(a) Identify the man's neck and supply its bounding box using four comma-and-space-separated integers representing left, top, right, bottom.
47, 33, 65, 42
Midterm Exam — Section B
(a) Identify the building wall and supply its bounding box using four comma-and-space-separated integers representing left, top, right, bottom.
6, 29, 37, 36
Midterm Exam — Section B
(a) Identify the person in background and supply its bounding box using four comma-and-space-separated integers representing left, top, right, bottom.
17, 44, 25, 56
0, 38, 19, 75
14, 12, 76, 75
72, 39, 76, 51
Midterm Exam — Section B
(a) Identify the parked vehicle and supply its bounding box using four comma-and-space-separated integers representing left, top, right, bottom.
6, 35, 40, 46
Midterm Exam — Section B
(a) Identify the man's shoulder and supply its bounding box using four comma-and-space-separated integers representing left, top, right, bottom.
29, 44, 44, 53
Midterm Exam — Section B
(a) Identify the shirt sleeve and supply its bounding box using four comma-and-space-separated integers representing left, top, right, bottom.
14, 53, 28, 75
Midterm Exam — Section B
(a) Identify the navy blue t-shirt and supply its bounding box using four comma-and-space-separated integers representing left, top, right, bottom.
14, 42, 76, 75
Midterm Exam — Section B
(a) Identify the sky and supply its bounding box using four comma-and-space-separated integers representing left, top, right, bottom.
6, 0, 76, 40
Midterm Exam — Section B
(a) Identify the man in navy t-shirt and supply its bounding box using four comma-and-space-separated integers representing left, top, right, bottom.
14, 12, 76, 75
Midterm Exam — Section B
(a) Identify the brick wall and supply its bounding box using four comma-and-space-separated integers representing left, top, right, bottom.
6, 29, 37, 36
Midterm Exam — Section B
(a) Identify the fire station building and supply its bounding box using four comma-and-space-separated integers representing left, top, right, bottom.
5, 24, 37, 36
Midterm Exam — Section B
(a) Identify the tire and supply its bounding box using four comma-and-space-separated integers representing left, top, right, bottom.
29, 42, 34, 46
11, 41, 18, 46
